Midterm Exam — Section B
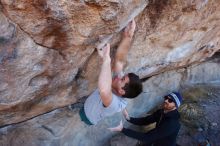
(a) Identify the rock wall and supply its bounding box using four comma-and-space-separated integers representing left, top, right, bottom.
0, 0, 219, 127
0, 0, 220, 145
0, 52, 220, 146
0, 0, 149, 126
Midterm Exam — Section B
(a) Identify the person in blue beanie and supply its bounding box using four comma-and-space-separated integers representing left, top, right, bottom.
109, 92, 183, 146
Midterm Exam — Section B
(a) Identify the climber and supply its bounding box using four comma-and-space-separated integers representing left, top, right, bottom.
109, 92, 183, 146
79, 20, 143, 125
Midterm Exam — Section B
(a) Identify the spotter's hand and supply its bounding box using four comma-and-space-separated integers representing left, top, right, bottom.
108, 120, 123, 132
123, 109, 130, 121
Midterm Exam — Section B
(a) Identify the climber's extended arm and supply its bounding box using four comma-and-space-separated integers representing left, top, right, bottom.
113, 19, 136, 74
97, 44, 113, 107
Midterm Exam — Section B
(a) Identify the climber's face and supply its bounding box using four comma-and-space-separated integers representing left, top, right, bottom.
163, 96, 176, 110
112, 75, 129, 96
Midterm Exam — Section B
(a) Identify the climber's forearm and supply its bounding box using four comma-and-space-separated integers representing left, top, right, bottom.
116, 37, 132, 62
113, 20, 136, 73
98, 58, 112, 107
113, 37, 132, 73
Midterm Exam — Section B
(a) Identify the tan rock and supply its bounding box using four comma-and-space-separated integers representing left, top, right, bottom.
0, 0, 220, 128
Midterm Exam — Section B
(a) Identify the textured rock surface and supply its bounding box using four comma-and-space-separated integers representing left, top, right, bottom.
127, 0, 220, 77
177, 84, 220, 146
0, 54, 219, 146
0, 0, 220, 145
0, 12, 82, 126
0, 0, 148, 126
0, 0, 219, 127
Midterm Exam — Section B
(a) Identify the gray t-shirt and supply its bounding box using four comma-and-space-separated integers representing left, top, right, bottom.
84, 89, 127, 125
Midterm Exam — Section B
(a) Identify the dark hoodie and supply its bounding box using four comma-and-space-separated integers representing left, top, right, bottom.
122, 109, 181, 146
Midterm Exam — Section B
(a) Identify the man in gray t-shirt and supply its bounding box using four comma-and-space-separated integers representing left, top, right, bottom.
82, 20, 143, 125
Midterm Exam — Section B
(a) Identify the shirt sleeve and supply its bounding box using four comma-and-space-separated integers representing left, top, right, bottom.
122, 128, 148, 142
122, 118, 180, 144
102, 94, 127, 115
127, 110, 160, 126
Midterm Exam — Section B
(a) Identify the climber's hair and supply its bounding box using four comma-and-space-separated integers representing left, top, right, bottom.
122, 73, 143, 99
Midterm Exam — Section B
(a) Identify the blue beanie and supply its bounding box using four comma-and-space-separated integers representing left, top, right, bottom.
167, 92, 183, 108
